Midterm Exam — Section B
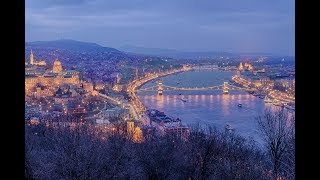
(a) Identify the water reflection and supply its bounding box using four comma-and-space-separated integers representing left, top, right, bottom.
173, 95, 177, 107
138, 70, 294, 145
156, 95, 164, 110
231, 94, 235, 101
195, 95, 199, 106
209, 95, 213, 103
221, 94, 230, 116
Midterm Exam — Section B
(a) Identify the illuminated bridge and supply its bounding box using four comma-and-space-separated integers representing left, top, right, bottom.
136, 80, 254, 95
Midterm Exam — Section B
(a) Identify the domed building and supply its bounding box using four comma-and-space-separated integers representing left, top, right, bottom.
52, 60, 63, 73
25, 60, 80, 97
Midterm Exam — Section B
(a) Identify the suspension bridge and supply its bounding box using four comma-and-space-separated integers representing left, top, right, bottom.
136, 80, 254, 95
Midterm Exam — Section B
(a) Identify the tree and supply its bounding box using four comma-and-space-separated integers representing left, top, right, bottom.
257, 108, 295, 179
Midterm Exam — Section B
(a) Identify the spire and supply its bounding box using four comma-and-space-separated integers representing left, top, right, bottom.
135, 67, 139, 80
30, 49, 34, 65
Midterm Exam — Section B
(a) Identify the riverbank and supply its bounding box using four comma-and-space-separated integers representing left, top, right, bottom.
126, 65, 192, 125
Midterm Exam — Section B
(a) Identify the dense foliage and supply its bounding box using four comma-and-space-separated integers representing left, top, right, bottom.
25, 109, 294, 179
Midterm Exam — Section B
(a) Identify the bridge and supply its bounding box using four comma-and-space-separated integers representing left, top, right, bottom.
136, 80, 254, 95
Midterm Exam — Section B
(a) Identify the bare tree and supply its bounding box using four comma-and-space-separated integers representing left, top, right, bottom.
26, 113, 274, 179
257, 108, 295, 179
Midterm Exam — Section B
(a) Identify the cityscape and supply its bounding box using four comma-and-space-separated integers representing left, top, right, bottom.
25, 0, 295, 179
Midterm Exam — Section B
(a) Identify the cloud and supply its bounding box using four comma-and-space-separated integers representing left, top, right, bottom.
25, 0, 294, 55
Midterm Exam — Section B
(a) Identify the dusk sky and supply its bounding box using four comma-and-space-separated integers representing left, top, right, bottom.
26, 0, 294, 56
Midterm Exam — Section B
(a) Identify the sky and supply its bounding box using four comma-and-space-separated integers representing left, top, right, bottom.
26, 0, 295, 56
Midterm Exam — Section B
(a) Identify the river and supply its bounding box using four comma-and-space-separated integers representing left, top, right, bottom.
137, 69, 290, 146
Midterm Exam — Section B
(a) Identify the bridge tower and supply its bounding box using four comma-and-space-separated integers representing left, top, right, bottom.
158, 79, 163, 95
223, 82, 229, 94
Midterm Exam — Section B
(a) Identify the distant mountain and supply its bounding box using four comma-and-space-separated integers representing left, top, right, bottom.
120, 45, 180, 55
26, 39, 120, 53
119, 45, 237, 59
25, 39, 142, 67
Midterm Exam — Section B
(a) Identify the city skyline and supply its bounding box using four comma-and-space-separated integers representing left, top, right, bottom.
26, 0, 294, 56
25, 2, 295, 178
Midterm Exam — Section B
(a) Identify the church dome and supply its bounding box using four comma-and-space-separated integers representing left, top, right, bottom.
52, 60, 63, 73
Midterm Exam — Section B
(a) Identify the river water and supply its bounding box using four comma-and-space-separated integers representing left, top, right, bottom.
137, 70, 287, 146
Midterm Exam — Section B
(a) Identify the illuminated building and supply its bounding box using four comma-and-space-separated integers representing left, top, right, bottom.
256, 68, 266, 73
82, 81, 94, 92
29, 50, 47, 66
133, 126, 143, 143
52, 61, 63, 73
260, 78, 274, 88
239, 62, 254, 72
25, 60, 80, 96
238, 62, 244, 71
254, 80, 262, 87
127, 121, 143, 142
127, 121, 135, 135
95, 83, 105, 90
113, 84, 123, 92
54, 87, 77, 104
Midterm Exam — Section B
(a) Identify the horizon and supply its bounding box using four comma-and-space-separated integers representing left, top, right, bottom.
25, 38, 294, 57
26, 0, 294, 56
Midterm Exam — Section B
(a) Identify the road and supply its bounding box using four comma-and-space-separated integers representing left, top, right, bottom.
126, 65, 192, 125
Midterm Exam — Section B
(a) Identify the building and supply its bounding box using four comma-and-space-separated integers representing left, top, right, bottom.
260, 77, 274, 88
54, 87, 76, 104
238, 62, 244, 71
112, 84, 123, 92
95, 107, 130, 124
127, 121, 135, 136
29, 50, 47, 66
133, 126, 143, 142
244, 62, 254, 71
164, 126, 190, 139
127, 120, 143, 142
82, 81, 94, 93
254, 80, 262, 88
25, 60, 80, 96
239, 62, 254, 72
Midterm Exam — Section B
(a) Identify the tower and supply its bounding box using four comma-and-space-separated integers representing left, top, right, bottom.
127, 121, 135, 136
116, 73, 121, 84
135, 67, 139, 80
52, 60, 63, 73
223, 82, 229, 94
30, 49, 34, 65
158, 79, 163, 95
239, 62, 243, 71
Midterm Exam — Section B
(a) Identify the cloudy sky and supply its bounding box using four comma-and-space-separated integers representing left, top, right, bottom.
26, 0, 294, 55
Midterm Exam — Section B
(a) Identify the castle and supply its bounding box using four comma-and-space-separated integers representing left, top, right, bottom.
25, 51, 80, 97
